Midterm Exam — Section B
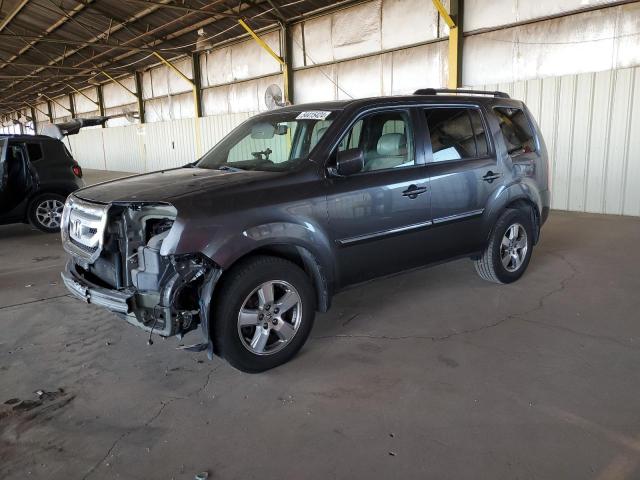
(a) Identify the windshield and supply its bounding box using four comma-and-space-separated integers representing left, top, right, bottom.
196, 110, 336, 172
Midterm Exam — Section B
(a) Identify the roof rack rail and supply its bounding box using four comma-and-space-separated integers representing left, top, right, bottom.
413, 88, 510, 99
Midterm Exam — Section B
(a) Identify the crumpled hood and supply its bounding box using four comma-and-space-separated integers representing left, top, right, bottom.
74, 167, 277, 204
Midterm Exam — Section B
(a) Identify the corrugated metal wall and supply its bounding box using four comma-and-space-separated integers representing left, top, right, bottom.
476, 65, 640, 217
69, 112, 253, 174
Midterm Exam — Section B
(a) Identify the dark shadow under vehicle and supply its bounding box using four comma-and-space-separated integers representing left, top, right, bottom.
60, 89, 550, 372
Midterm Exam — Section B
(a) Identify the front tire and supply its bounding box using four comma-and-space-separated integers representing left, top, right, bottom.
212, 256, 316, 373
28, 193, 66, 233
474, 208, 534, 284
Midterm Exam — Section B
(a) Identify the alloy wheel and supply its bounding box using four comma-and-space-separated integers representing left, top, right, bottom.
237, 280, 303, 355
35, 199, 64, 229
500, 223, 528, 272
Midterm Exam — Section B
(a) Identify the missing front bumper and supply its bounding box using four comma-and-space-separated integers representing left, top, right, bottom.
61, 262, 133, 314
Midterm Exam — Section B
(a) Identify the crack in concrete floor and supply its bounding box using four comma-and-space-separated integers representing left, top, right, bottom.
80, 364, 224, 480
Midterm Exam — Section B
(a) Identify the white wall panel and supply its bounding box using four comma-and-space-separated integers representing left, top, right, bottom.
228, 81, 261, 113
168, 57, 193, 94
476, 65, 640, 217
144, 118, 198, 171
336, 56, 382, 99
616, 3, 640, 68
390, 42, 447, 93
293, 41, 447, 102
464, 0, 621, 31
231, 31, 281, 81
170, 92, 196, 120
73, 87, 99, 114
332, 1, 381, 60
203, 47, 233, 86
302, 15, 334, 66
202, 85, 231, 116
293, 66, 338, 104
101, 125, 146, 172
51, 95, 71, 120
623, 71, 640, 217
463, 3, 640, 85
381, 0, 438, 49
103, 76, 137, 108
68, 128, 106, 170
34, 102, 49, 122
150, 66, 169, 97
603, 68, 634, 215
291, 23, 305, 68
144, 97, 169, 123
144, 92, 193, 123
142, 70, 154, 100
105, 103, 138, 127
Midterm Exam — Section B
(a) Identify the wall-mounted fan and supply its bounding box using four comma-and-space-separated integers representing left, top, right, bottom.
264, 84, 285, 110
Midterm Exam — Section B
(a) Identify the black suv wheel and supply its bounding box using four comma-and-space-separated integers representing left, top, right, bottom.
474, 208, 534, 284
28, 193, 66, 233
212, 256, 316, 373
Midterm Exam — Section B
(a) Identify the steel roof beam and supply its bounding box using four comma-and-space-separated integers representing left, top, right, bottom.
0, 0, 30, 32
5, 0, 259, 105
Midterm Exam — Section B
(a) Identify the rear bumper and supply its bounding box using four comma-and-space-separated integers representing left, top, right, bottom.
61, 261, 133, 314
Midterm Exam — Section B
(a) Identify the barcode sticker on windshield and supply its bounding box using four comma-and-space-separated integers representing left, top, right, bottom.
296, 111, 332, 120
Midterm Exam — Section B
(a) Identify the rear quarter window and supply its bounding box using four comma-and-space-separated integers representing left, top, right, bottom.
493, 106, 537, 157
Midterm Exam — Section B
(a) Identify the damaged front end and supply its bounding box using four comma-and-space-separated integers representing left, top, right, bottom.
60, 195, 220, 352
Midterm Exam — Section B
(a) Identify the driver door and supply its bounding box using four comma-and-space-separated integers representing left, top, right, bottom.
324, 108, 432, 287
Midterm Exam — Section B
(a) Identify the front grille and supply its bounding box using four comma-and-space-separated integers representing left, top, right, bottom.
70, 237, 99, 253
62, 196, 110, 264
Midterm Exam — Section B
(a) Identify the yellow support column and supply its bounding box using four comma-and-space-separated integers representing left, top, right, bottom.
238, 19, 290, 104
448, 26, 459, 89
432, 0, 463, 89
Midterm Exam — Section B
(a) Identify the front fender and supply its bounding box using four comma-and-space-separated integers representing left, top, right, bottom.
163, 215, 335, 286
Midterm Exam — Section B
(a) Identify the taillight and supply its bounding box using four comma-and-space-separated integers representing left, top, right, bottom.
72, 164, 82, 178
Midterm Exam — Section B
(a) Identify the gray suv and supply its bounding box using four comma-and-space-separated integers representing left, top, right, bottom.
61, 89, 550, 372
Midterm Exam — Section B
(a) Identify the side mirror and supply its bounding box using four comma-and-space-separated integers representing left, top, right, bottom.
333, 148, 364, 176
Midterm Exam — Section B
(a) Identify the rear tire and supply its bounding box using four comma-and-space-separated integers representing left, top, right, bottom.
474, 208, 534, 284
28, 193, 66, 233
212, 256, 316, 373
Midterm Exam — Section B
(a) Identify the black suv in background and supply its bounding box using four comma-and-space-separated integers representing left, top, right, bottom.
0, 134, 84, 232
61, 89, 550, 372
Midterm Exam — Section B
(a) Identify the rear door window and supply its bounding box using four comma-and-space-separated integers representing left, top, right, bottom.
26, 142, 43, 162
493, 107, 536, 157
424, 107, 490, 162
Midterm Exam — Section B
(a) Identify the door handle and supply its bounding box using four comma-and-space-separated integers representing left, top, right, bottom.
482, 171, 502, 183
402, 184, 428, 199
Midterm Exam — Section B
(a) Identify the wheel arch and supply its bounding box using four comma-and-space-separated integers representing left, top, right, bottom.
485, 184, 543, 246
214, 243, 333, 314
25, 190, 69, 224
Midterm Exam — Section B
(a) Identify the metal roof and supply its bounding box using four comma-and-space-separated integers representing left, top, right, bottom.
0, 0, 342, 117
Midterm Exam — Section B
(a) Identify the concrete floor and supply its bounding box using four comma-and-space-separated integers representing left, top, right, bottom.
1, 171, 639, 479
